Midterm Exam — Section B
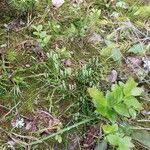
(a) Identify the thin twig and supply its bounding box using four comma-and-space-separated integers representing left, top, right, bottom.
1, 101, 21, 121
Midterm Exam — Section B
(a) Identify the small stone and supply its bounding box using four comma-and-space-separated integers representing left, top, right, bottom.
126, 56, 142, 67
88, 33, 103, 44
143, 57, 150, 72
52, 0, 65, 8
108, 70, 118, 83
63, 59, 72, 67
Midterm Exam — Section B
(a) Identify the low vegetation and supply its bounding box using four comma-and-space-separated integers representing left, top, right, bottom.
0, 0, 150, 149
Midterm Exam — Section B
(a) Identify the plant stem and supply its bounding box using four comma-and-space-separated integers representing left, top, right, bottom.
29, 118, 92, 146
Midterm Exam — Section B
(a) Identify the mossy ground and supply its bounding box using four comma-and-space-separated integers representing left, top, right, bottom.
0, 0, 150, 149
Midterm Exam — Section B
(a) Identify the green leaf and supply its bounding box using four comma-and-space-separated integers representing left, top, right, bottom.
107, 134, 120, 146
43, 35, 51, 44
88, 88, 109, 118
106, 84, 123, 107
118, 136, 134, 150
100, 47, 112, 57
40, 31, 47, 38
37, 25, 43, 31
106, 91, 116, 106
105, 40, 116, 47
111, 84, 123, 103
128, 43, 145, 54
131, 87, 144, 96
124, 96, 143, 110
33, 31, 39, 36
95, 140, 108, 150
106, 109, 117, 123
107, 134, 134, 150
123, 78, 138, 96
111, 48, 122, 61
114, 103, 130, 117
88, 88, 107, 107
55, 135, 62, 143
96, 106, 108, 117
132, 130, 150, 149
129, 108, 137, 119
103, 124, 118, 134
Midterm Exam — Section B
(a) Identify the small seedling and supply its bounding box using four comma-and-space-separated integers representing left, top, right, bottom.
103, 124, 134, 150
32, 25, 51, 47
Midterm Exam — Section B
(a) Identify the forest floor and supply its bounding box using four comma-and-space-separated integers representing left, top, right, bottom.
0, 0, 150, 150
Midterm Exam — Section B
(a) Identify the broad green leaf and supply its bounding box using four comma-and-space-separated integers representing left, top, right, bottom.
114, 103, 130, 117
131, 87, 144, 96
37, 25, 43, 31
101, 40, 116, 57
96, 106, 108, 117
132, 130, 150, 149
107, 134, 134, 150
122, 136, 134, 148
118, 145, 130, 150
111, 84, 123, 103
95, 140, 108, 150
103, 124, 118, 134
88, 88, 107, 107
111, 48, 122, 61
106, 134, 121, 146
40, 31, 47, 38
106, 91, 117, 106
100, 47, 112, 57
123, 78, 138, 96
106, 109, 117, 123
129, 108, 137, 119
118, 136, 134, 150
43, 35, 51, 44
128, 43, 145, 54
105, 40, 116, 47
106, 84, 123, 107
118, 81, 124, 87
33, 31, 39, 36
124, 96, 143, 110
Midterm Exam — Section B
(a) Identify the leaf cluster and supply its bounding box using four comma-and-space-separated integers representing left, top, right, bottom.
88, 78, 143, 122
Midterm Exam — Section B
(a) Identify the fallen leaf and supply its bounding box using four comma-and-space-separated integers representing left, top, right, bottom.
4, 18, 26, 31
126, 56, 142, 67
25, 120, 37, 131
67, 134, 81, 150
81, 126, 99, 150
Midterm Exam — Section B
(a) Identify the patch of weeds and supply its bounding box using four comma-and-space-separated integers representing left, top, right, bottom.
0, 0, 150, 149
9, 0, 39, 14
88, 78, 144, 149
76, 57, 102, 86
103, 124, 134, 150
32, 24, 51, 48
101, 40, 122, 62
